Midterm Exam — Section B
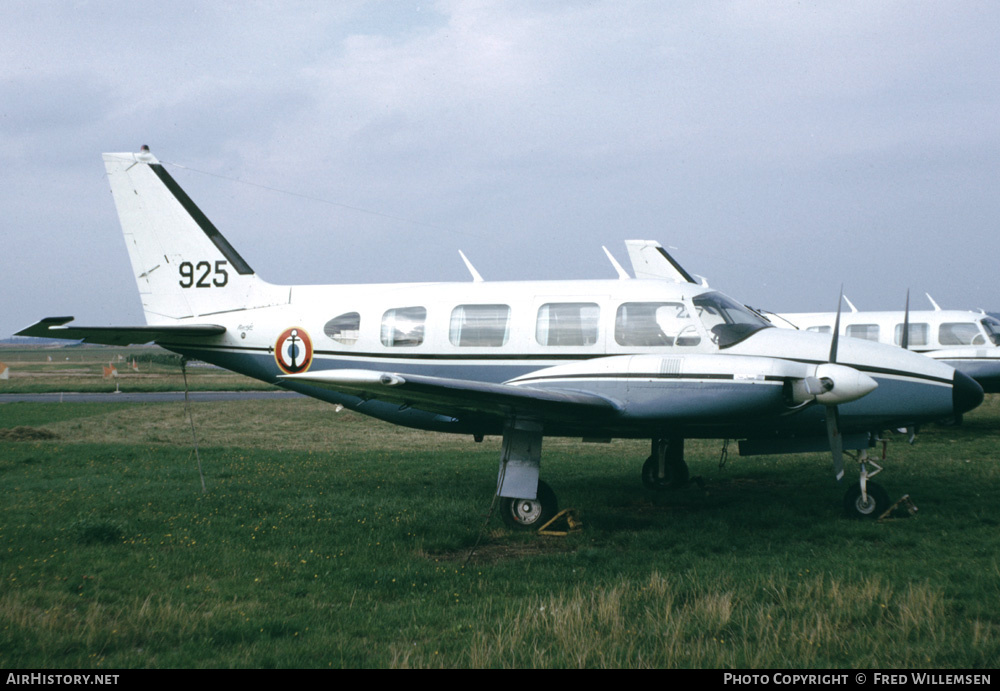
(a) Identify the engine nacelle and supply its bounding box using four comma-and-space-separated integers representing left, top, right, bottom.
790, 363, 877, 405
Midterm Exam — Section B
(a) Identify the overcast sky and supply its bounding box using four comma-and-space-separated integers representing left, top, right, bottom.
4, 1, 999, 338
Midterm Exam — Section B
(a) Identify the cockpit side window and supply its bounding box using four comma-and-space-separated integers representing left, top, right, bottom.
981, 318, 1000, 346
691, 292, 770, 348
615, 302, 701, 347
940, 322, 985, 346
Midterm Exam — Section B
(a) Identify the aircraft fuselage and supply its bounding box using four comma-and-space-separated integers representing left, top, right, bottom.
148, 278, 973, 441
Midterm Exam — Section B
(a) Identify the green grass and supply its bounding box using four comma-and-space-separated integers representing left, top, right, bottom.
1, 396, 998, 668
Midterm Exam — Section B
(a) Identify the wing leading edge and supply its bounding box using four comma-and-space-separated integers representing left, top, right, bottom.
16, 317, 226, 346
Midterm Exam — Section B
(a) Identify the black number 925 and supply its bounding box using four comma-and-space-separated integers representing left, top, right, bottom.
179, 260, 229, 288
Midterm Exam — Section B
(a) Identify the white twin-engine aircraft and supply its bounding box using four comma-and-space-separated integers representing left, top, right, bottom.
772, 298, 1000, 395
621, 244, 1000, 397
19, 148, 984, 527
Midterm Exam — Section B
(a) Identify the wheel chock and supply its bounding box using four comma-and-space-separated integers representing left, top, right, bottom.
537, 509, 582, 536
878, 494, 918, 521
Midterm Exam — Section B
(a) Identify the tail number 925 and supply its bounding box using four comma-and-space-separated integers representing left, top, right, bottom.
179, 261, 229, 288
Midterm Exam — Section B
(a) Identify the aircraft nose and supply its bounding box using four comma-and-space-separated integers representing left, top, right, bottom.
953, 370, 985, 415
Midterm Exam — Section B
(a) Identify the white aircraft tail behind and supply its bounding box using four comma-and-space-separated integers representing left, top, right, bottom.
103, 149, 285, 324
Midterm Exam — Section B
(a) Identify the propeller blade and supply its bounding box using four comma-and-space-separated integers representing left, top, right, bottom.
826, 287, 846, 482
830, 287, 843, 364
901, 289, 911, 350
826, 405, 844, 482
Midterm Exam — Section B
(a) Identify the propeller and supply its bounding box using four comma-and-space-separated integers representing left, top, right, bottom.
898, 290, 918, 443
901, 290, 910, 350
826, 288, 845, 482
787, 287, 876, 481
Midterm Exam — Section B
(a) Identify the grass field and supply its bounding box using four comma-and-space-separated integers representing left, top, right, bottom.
1, 386, 998, 667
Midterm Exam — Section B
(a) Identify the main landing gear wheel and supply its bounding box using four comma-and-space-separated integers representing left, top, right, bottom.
844, 481, 890, 519
500, 480, 559, 530
641, 454, 689, 490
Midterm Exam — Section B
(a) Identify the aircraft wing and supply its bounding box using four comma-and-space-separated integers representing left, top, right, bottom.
280, 369, 622, 423
16, 317, 226, 346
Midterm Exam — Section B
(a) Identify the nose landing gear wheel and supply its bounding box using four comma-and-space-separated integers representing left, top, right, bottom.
844, 481, 890, 519
500, 480, 559, 530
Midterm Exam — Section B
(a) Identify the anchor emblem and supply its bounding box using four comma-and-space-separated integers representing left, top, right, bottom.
275, 327, 313, 374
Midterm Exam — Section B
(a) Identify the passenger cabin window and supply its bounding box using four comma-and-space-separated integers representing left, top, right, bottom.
846, 324, 879, 341
381, 306, 426, 347
450, 304, 511, 347
894, 323, 928, 346
939, 322, 985, 346
615, 302, 701, 347
536, 303, 600, 346
324, 312, 361, 345
807, 326, 832, 334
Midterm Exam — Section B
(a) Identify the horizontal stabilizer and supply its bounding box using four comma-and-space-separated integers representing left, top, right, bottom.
17, 317, 226, 346
280, 368, 621, 423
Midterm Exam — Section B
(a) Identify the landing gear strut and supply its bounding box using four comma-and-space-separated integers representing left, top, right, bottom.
496, 420, 560, 531
641, 437, 689, 490
843, 449, 891, 519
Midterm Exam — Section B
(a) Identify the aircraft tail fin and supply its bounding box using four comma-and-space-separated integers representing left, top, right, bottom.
624, 240, 701, 284
103, 148, 286, 324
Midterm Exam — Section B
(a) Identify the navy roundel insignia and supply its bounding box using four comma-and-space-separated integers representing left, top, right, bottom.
275, 327, 313, 374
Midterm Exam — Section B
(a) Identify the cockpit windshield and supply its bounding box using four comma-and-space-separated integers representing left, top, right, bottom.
981, 318, 1000, 346
692, 291, 772, 347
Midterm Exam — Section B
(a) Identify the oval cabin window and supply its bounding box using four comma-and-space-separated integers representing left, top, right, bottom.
324, 312, 361, 345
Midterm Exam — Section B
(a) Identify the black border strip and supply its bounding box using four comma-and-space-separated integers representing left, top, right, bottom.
148, 164, 254, 275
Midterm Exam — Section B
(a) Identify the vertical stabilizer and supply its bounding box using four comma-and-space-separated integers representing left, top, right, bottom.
624, 240, 699, 284
103, 148, 285, 323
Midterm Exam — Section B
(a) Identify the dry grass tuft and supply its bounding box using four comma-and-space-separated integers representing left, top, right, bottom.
0, 426, 59, 441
